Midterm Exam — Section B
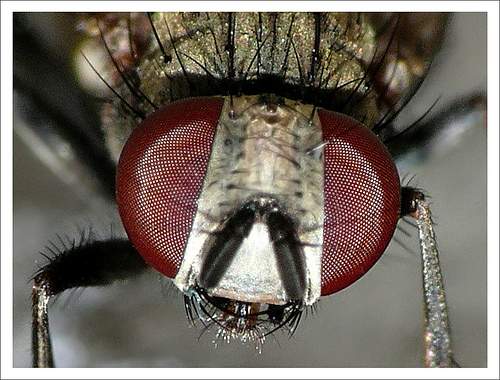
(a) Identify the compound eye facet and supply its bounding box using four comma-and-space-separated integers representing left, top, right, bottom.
116, 97, 224, 278
318, 109, 401, 296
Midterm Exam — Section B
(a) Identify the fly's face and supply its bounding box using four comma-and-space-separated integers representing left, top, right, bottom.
94, 13, 403, 343
114, 94, 400, 343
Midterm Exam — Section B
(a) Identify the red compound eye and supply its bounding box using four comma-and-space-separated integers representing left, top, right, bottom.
318, 109, 401, 296
116, 97, 224, 278
117, 97, 400, 298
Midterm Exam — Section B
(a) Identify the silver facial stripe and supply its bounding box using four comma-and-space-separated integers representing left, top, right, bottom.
173, 95, 324, 306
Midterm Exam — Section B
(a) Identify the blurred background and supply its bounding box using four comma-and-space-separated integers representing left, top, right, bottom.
13, 12, 487, 368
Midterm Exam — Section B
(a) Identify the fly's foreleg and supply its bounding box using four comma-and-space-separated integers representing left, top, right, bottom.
31, 239, 149, 367
401, 187, 459, 367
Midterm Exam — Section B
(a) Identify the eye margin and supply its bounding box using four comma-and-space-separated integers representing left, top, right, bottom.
116, 96, 225, 278
317, 109, 401, 296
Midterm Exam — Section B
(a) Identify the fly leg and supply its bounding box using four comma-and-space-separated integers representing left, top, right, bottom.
31, 238, 149, 367
401, 187, 459, 367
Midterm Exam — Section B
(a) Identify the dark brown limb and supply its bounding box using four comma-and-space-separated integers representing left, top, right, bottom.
31, 238, 149, 367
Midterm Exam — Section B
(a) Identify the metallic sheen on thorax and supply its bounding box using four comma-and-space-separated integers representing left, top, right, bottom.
100, 13, 378, 162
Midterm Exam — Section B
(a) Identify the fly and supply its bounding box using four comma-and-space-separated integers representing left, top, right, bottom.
12, 10, 488, 366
